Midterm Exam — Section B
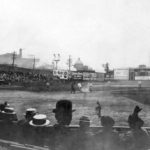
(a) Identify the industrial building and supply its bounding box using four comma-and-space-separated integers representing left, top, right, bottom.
0, 49, 40, 69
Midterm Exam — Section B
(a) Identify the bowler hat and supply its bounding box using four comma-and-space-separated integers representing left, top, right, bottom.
24, 108, 37, 116
29, 114, 50, 127
53, 100, 76, 113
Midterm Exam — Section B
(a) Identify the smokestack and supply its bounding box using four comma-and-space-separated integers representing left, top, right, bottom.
19, 48, 22, 58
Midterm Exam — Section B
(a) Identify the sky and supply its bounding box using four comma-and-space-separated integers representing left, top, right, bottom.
0, 0, 150, 71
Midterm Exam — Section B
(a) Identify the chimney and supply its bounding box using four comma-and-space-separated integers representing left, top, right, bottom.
19, 48, 22, 58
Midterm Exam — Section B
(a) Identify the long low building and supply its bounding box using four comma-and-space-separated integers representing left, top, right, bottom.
114, 65, 150, 80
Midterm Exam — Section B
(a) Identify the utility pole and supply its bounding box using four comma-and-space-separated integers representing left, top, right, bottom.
12, 51, 16, 68
67, 55, 72, 72
33, 56, 36, 70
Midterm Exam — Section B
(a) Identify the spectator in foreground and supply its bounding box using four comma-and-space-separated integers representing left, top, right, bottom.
124, 106, 149, 150
79, 116, 91, 130
94, 101, 122, 150
52, 99, 75, 127
95, 116, 122, 150
0, 107, 18, 140
29, 114, 50, 146
49, 99, 76, 150
72, 116, 94, 150
17, 108, 37, 143
0, 101, 9, 112
1, 107, 18, 122
18, 108, 37, 126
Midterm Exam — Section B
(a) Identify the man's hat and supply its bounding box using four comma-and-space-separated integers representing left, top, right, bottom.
1, 107, 17, 121
79, 116, 91, 123
29, 114, 50, 127
24, 108, 37, 116
2, 107, 16, 114
101, 116, 115, 127
133, 105, 142, 113
53, 100, 76, 113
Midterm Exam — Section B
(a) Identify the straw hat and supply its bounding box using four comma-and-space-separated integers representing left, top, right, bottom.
1, 107, 17, 121
29, 114, 50, 127
2, 107, 16, 114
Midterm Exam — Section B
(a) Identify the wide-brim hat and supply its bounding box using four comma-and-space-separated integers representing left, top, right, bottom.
2, 107, 16, 114
29, 114, 50, 127
1, 107, 17, 121
53, 99, 76, 113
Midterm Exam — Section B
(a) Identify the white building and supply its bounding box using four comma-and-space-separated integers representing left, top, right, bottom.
114, 68, 130, 80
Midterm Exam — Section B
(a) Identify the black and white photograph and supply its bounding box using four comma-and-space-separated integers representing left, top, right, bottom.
0, 0, 150, 150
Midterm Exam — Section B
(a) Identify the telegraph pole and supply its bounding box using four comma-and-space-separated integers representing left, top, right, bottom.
12, 51, 16, 68
67, 55, 72, 72
33, 56, 35, 70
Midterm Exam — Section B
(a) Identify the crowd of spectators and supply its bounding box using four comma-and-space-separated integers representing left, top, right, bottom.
0, 100, 149, 150
0, 71, 53, 83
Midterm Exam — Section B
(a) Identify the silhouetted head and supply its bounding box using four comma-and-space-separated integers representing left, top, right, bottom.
128, 115, 144, 129
128, 106, 144, 129
101, 116, 115, 129
53, 100, 75, 126
79, 116, 90, 129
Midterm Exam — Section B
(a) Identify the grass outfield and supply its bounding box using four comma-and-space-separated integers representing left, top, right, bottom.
0, 86, 150, 127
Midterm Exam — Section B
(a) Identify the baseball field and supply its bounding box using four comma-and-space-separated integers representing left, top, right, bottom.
0, 80, 150, 127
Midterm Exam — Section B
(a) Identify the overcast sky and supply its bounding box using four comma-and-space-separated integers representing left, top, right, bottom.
0, 0, 150, 71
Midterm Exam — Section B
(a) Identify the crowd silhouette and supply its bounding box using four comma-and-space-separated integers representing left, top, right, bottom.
0, 71, 51, 83
0, 100, 149, 150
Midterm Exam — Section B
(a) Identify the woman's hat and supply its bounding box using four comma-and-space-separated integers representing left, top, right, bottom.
29, 114, 50, 127
53, 100, 76, 113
